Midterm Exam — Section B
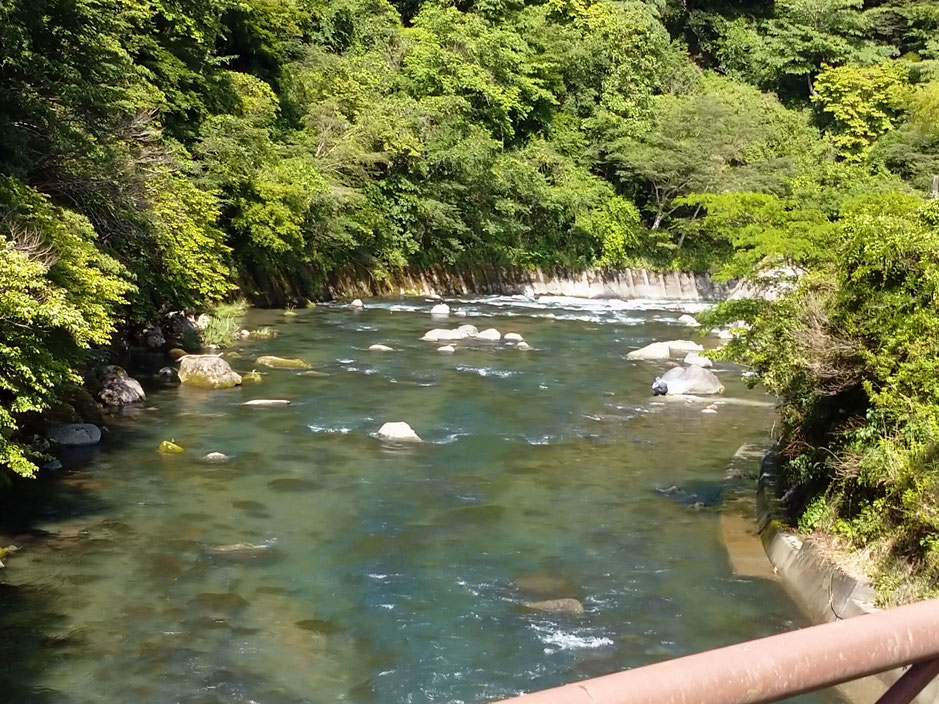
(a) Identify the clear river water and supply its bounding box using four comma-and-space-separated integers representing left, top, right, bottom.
0, 296, 843, 704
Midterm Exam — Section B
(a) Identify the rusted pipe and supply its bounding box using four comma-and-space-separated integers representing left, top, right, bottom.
875, 658, 939, 704
493, 597, 939, 704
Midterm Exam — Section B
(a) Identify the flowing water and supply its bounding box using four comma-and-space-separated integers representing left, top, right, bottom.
0, 296, 842, 704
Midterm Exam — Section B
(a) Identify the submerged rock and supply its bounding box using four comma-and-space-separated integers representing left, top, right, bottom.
627, 342, 672, 360
504, 332, 524, 342
98, 366, 146, 406
517, 341, 532, 351
158, 440, 185, 454
242, 399, 291, 406
652, 365, 724, 396
430, 303, 450, 316
437, 345, 455, 353
202, 452, 230, 463
255, 355, 311, 370
369, 344, 395, 352
168, 347, 188, 360
684, 352, 713, 368
523, 598, 585, 615
47, 423, 101, 447
476, 328, 501, 341
376, 422, 422, 442
242, 370, 263, 383
299, 369, 330, 377
678, 314, 701, 327
178, 355, 242, 388
207, 542, 271, 557
512, 574, 579, 599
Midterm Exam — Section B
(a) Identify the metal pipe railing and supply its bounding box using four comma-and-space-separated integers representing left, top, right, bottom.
493, 598, 939, 704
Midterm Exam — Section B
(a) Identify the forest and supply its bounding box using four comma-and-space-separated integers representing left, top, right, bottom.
1, 0, 939, 596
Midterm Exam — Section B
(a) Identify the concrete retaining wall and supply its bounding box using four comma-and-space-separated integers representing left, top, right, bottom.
757, 448, 939, 704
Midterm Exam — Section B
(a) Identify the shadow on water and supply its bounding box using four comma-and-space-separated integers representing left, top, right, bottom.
0, 447, 115, 703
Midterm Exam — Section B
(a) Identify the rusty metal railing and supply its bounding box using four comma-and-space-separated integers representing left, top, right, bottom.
493, 597, 939, 704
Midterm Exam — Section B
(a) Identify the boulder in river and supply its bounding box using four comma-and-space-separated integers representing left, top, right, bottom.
430, 303, 450, 316
156, 366, 180, 386
456, 324, 479, 337
652, 365, 724, 396
523, 598, 585, 615
255, 355, 311, 370
668, 340, 704, 352
678, 314, 701, 327
504, 333, 524, 342
98, 366, 146, 406
368, 344, 394, 352
627, 342, 672, 360
683, 352, 713, 368
376, 422, 422, 442
202, 452, 231, 463
476, 328, 501, 341
437, 345, 455, 353
517, 341, 531, 351
46, 423, 101, 447
350, 299, 365, 309
178, 355, 242, 388
242, 399, 291, 406
422, 328, 467, 342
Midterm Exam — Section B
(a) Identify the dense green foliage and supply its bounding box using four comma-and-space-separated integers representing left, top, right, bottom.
2, 0, 939, 595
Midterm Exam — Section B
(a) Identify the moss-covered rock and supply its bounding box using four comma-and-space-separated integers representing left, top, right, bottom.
255, 355, 311, 370
158, 440, 184, 454
178, 355, 242, 388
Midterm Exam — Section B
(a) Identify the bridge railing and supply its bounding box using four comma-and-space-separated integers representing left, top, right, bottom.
492, 597, 939, 704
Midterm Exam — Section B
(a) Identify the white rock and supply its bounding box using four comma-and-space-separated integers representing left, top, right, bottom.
455, 324, 479, 337
369, 344, 395, 352
504, 333, 524, 342
717, 329, 735, 340
668, 340, 704, 352
454, 310, 468, 317
422, 328, 468, 342
242, 399, 291, 406
238, 329, 251, 339
202, 452, 231, 463
627, 342, 672, 360
702, 408, 718, 414
476, 328, 502, 341
652, 365, 724, 396
430, 303, 450, 316
437, 345, 455, 353
517, 342, 531, 351
377, 421, 422, 442
350, 299, 365, 309
46, 423, 101, 447
678, 314, 701, 327
684, 352, 713, 368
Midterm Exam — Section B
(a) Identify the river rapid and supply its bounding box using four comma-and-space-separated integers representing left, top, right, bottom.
0, 296, 841, 703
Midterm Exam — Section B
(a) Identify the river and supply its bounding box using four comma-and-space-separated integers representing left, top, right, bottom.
0, 296, 842, 703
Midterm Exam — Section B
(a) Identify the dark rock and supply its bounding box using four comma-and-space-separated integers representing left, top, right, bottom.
46, 423, 102, 447
98, 366, 146, 406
